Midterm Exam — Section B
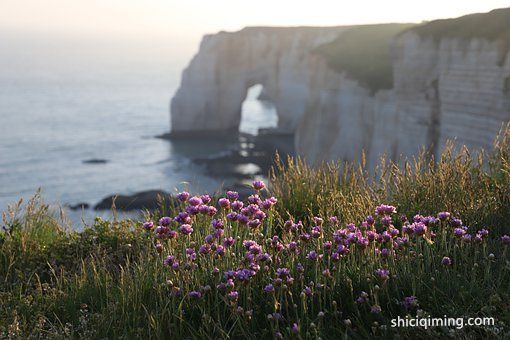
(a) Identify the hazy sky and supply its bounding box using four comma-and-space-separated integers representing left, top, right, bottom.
1, 0, 509, 41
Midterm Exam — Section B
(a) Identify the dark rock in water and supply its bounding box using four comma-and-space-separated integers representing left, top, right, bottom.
67, 202, 90, 210
94, 190, 172, 211
156, 128, 240, 141
192, 132, 294, 180
83, 159, 108, 164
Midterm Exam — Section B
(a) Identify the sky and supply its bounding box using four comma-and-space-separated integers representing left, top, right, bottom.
1, 0, 509, 42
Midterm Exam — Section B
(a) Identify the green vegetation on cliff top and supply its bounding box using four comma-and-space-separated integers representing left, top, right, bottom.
316, 8, 510, 93
315, 23, 415, 94
410, 7, 510, 42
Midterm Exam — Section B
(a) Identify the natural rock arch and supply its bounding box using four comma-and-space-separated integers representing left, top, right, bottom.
238, 84, 278, 135
170, 27, 346, 136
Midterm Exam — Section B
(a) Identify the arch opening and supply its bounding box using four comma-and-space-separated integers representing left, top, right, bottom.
239, 84, 278, 135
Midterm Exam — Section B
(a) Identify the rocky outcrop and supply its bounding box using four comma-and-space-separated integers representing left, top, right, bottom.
171, 9, 510, 167
94, 190, 172, 211
296, 31, 510, 168
171, 27, 348, 135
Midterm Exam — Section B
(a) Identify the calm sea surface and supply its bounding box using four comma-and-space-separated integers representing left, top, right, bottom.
0, 32, 277, 227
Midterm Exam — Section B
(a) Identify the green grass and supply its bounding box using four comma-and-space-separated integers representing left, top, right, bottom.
409, 8, 510, 43
315, 8, 510, 93
408, 7, 510, 65
314, 24, 415, 94
1, 125, 510, 338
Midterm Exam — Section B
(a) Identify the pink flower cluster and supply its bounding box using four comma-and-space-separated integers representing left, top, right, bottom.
141, 183, 507, 314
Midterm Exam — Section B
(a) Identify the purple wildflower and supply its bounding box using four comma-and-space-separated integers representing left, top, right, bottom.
176, 191, 190, 202
413, 222, 427, 236
188, 291, 202, 299
311, 226, 321, 238
253, 210, 266, 220
247, 194, 261, 205
185, 205, 199, 215
375, 268, 390, 281
461, 234, 472, 243
231, 200, 244, 211
226, 212, 238, 221
366, 215, 375, 225
235, 268, 255, 282
437, 211, 451, 221
164, 255, 176, 266
356, 291, 369, 304
159, 217, 172, 226
213, 228, 224, 238
306, 251, 319, 261
380, 248, 391, 257
155, 243, 163, 253
207, 206, 217, 216
451, 218, 463, 228
502, 235, 510, 244
200, 194, 211, 204
381, 216, 393, 226
264, 284, 274, 293
179, 224, 193, 235
226, 190, 239, 201
199, 244, 211, 254
237, 214, 249, 225
223, 237, 235, 247
252, 180, 265, 191
247, 219, 261, 229
323, 241, 333, 251
188, 196, 202, 207
441, 256, 452, 266
227, 290, 238, 301
403, 296, 418, 310
375, 204, 397, 216
302, 286, 312, 297
371, 305, 382, 314
218, 198, 230, 209
142, 221, 154, 231
300, 233, 311, 242
314, 216, 324, 226
276, 267, 290, 278
216, 245, 225, 256
212, 219, 224, 229
478, 229, 489, 238
454, 227, 466, 238
261, 198, 276, 210
198, 204, 209, 214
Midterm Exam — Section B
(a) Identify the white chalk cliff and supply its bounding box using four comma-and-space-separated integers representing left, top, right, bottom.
171, 27, 348, 134
171, 9, 510, 167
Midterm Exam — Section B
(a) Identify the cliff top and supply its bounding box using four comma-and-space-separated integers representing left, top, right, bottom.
314, 23, 415, 93
409, 7, 510, 43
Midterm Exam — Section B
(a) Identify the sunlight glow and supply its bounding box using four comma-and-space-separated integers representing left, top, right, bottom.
1, 0, 509, 41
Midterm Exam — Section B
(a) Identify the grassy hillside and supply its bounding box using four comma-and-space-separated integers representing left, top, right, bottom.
410, 7, 510, 65
410, 8, 510, 43
1, 126, 510, 338
315, 23, 415, 94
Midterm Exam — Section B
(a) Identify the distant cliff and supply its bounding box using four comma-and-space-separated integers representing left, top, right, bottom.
171, 8, 510, 167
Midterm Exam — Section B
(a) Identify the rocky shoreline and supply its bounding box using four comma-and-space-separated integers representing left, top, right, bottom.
72, 130, 294, 212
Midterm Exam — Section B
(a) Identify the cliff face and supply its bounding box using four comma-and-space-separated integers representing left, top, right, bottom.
296, 31, 510, 167
171, 9, 510, 166
171, 27, 347, 135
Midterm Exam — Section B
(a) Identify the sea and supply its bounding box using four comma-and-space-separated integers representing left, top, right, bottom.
0, 30, 279, 228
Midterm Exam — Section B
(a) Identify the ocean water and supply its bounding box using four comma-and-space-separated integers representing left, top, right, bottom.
0, 32, 278, 227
